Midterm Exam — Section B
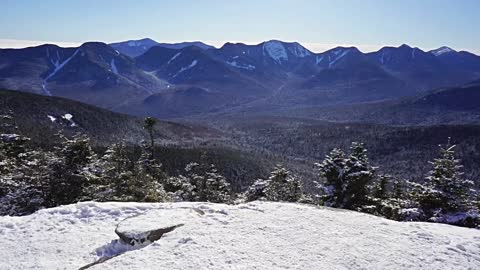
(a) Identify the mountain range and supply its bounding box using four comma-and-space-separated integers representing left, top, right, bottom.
1, 38, 479, 119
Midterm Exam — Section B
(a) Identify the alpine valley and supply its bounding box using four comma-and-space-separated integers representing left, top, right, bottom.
2, 38, 480, 121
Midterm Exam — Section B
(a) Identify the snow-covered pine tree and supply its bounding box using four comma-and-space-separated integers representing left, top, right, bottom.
47, 132, 97, 206
244, 178, 269, 202
203, 164, 232, 203
373, 174, 390, 200
315, 148, 346, 207
0, 113, 54, 215
246, 165, 304, 203
168, 162, 232, 203
417, 139, 475, 217
84, 141, 134, 201
316, 143, 376, 210
343, 142, 376, 209
128, 140, 169, 202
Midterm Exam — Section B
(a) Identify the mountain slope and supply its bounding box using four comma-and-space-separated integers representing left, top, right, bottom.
2, 41, 480, 119
276, 81, 480, 125
110, 38, 214, 58
0, 42, 169, 110
1, 201, 478, 269
368, 44, 479, 91
0, 89, 216, 145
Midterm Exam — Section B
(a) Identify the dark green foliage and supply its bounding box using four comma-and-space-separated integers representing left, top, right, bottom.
168, 162, 232, 203
315, 148, 346, 207
245, 165, 306, 203
143, 117, 156, 159
317, 142, 376, 209
373, 174, 390, 200
46, 133, 97, 206
213, 117, 480, 188
413, 139, 476, 218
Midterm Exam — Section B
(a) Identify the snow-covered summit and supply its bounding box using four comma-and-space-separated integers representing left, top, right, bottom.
0, 201, 479, 269
261, 40, 312, 64
263, 40, 289, 63
430, 46, 456, 56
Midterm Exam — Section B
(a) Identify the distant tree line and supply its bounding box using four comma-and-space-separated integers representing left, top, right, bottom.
0, 113, 478, 228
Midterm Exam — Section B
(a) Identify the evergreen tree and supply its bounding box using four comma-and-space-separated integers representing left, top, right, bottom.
392, 180, 405, 199
169, 162, 232, 203
416, 139, 475, 215
315, 148, 346, 207
343, 142, 376, 209
244, 178, 269, 202
127, 141, 168, 202
85, 142, 133, 201
246, 165, 304, 202
316, 143, 376, 209
47, 132, 97, 206
143, 117, 156, 159
204, 165, 232, 203
373, 174, 390, 200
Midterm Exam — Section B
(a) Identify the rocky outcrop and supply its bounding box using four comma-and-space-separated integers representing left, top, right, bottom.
79, 207, 204, 269
114, 208, 202, 246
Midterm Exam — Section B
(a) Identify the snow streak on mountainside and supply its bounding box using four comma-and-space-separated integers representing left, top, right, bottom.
172, 60, 198, 78
263, 41, 288, 63
431, 46, 456, 56
288, 43, 312, 57
226, 60, 256, 70
42, 48, 80, 96
328, 48, 350, 67
0, 201, 479, 269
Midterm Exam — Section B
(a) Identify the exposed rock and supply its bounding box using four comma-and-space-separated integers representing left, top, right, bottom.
114, 208, 203, 246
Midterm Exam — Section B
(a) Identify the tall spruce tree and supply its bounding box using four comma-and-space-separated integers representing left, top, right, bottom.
143, 117, 156, 159
418, 139, 475, 215
47, 133, 97, 206
315, 148, 346, 207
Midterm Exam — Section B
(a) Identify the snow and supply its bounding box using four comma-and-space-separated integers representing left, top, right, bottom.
172, 60, 198, 78
167, 52, 182, 64
62, 113, 76, 127
315, 55, 324, 64
226, 61, 256, 70
431, 46, 456, 56
110, 59, 118, 74
380, 50, 386, 64
128, 41, 140, 47
263, 41, 288, 63
288, 44, 311, 57
42, 49, 80, 96
0, 201, 479, 270
329, 49, 350, 68
47, 115, 56, 122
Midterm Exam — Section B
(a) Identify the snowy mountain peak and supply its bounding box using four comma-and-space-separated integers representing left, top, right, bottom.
430, 46, 456, 56
125, 38, 158, 47
263, 40, 288, 63
287, 42, 312, 58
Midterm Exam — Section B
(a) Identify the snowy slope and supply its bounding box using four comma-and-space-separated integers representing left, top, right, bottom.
0, 202, 479, 270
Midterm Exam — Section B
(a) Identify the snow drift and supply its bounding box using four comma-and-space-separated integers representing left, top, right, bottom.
0, 201, 479, 269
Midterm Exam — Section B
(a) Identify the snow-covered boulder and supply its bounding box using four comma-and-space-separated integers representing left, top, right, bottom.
114, 208, 202, 246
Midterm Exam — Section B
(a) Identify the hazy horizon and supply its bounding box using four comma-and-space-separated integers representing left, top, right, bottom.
1, 0, 479, 54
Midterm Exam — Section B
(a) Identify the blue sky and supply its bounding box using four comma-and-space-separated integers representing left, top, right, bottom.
1, 0, 479, 53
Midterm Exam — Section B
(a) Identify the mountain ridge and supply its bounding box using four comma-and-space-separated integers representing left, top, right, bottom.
1, 39, 480, 119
